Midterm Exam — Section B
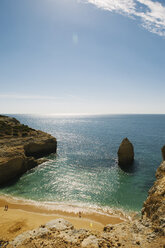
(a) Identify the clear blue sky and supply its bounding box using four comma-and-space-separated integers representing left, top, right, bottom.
0, 0, 165, 114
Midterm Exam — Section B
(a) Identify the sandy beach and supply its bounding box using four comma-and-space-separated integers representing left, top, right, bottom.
0, 196, 126, 242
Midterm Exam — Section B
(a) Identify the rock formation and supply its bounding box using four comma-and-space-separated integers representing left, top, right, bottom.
161, 145, 165, 161
8, 217, 165, 248
0, 115, 57, 185
117, 138, 134, 167
141, 146, 165, 236
141, 161, 165, 235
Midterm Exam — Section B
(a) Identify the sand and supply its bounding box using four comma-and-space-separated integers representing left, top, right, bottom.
0, 196, 126, 242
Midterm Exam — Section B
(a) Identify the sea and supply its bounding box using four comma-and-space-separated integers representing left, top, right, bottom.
0, 114, 165, 213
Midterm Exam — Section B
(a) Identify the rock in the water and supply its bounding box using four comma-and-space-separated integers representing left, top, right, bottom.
161, 145, 165, 161
117, 138, 134, 167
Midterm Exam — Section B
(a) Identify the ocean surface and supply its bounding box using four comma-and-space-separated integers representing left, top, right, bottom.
0, 114, 165, 212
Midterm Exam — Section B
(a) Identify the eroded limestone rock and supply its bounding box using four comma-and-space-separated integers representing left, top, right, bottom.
0, 115, 57, 185
103, 224, 114, 232
141, 161, 165, 235
58, 229, 89, 244
81, 235, 99, 248
24, 139, 57, 158
45, 218, 73, 231
117, 138, 134, 167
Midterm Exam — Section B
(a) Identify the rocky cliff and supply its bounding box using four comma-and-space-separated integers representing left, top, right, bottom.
7, 216, 165, 248
141, 161, 165, 235
0, 115, 57, 185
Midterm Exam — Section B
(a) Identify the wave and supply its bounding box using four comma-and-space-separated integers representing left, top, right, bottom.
0, 193, 136, 222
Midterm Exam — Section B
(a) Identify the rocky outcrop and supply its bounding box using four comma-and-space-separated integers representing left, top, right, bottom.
117, 138, 134, 167
141, 161, 165, 235
0, 156, 37, 185
161, 145, 165, 161
8, 218, 165, 248
24, 139, 57, 158
0, 115, 57, 185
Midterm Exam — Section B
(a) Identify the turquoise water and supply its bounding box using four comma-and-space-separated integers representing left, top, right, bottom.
0, 114, 165, 212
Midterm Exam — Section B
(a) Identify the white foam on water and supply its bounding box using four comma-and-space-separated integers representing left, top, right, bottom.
0, 194, 135, 221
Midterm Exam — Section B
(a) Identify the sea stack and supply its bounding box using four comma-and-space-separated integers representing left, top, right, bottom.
161, 145, 165, 161
117, 138, 134, 167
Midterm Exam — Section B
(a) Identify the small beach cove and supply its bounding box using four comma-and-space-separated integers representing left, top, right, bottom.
0, 114, 165, 247
1, 114, 165, 214
0, 195, 128, 241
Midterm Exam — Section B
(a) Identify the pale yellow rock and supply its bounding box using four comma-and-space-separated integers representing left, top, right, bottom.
0, 115, 57, 185
142, 161, 165, 235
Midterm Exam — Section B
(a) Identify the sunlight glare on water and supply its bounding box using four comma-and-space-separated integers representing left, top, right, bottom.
0, 114, 165, 212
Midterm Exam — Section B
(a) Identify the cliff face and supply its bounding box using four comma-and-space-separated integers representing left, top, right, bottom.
0, 115, 57, 185
141, 161, 165, 235
8, 217, 165, 248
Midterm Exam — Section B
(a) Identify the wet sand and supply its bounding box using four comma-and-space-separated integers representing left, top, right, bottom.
0, 196, 126, 241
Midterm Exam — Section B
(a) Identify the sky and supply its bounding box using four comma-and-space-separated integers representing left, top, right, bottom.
0, 0, 165, 115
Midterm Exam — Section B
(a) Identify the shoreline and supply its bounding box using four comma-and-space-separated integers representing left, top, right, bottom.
0, 194, 130, 241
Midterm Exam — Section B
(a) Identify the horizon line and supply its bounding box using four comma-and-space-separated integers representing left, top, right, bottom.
1, 112, 165, 116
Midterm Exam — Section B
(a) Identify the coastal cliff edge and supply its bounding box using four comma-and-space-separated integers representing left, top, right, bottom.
0, 115, 57, 185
